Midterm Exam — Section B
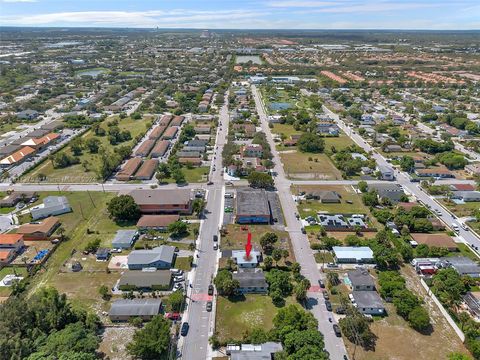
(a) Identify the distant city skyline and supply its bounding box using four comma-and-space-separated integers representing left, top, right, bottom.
0, 0, 479, 30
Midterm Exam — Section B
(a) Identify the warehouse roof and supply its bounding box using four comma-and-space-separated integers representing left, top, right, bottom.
236, 188, 270, 216
127, 189, 192, 206
109, 299, 162, 317
128, 245, 175, 266
333, 246, 374, 261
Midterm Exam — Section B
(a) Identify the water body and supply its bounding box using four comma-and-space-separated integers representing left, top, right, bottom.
236, 55, 262, 64
76, 69, 107, 77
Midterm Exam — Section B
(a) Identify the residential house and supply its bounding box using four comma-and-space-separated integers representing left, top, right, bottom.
17, 109, 39, 120
368, 183, 405, 203
127, 245, 176, 270
348, 269, 376, 291
134, 159, 158, 180
116, 157, 143, 181
112, 230, 139, 249
150, 140, 170, 158
415, 167, 454, 179
227, 343, 283, 360
440, 256, 480, 278
411, 233, 457, 251
136, 215, 180, 231
232, 268, 268, 293
30, 196, 72, 220
96, 248, 111, 261
352, 291, 385, 315
376, 165, 394, 181
232, 249, 262, 268
109, 299, 163, 322
383, 144, 403, 153
333, 246, 374, 264
17, 217, 60, 240
118, 270, 172, 291
240, 144, 263, 158
316, 121, 339, 136
451, 191, 480, 202
465, 163, 480, 176
0, 191, 37, 208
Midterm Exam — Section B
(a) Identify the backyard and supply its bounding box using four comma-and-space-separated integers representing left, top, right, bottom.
215, 294, 295, 343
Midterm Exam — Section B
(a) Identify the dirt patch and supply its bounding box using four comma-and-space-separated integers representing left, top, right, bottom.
99, 326, 135, 360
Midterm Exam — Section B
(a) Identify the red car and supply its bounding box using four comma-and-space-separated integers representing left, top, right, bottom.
165, 312, 181, 321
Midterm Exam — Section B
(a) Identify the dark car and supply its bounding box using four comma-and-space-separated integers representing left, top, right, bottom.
318, 280, 325, 288
333, 324, 341, 337
335, 307, 346, 315
325, 300, 332, 311
180, 322, 189, 336
323, 291, 329, 300
213, 235, 218, 242
208, 284, 214, 296
301, 227, 306, 234
206, 301, 213, 312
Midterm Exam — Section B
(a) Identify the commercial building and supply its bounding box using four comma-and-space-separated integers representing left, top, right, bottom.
127, 189, 193, 214
235, 188, 271, 224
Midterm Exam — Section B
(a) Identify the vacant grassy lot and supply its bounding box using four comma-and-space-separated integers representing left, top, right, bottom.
440, 199, 480, 218
0, 267, 29, 297
174, 257, 192, 271
222, 224, 294, 264
215, 294, 295, 343
26, 116, 151, 183
271, 123, 301, 139
183, 166, 210, 183
280, 151, 342, 180
24, 191, 121, 309
323, 135, 355, 151
294, 185, 367, 216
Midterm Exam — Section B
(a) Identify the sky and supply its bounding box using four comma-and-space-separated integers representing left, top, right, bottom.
0, 0, 479, 30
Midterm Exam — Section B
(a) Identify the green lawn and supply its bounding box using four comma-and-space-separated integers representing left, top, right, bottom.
174, 257, 192, 271
294, 185, 368, 217
448, 243, 480, 261
314, 252, 334, 264
183, 167, 210, 183
323, 135, 355, 151
215, 294, 295, 343
25, 115, 151, 183
280, 151, 343, 180
440, 199, 480, 218
271, 123, 301, 139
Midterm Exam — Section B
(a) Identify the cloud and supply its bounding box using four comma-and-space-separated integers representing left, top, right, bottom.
0, 9, 264, 28
2, 0, 37, 3
266, 1, 337, 7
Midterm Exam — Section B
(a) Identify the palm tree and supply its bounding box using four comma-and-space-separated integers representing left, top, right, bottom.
57, 226, 66, 241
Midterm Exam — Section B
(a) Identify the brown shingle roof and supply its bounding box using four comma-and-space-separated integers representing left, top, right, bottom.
17, 217, 59, 235
134, 159, 158, 179
411, 233, 457, 249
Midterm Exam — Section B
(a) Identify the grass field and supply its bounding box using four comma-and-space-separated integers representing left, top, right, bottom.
183, 167, 210, 183
293, 185, 367, 217
280, 151, 342, 180
323, 135, 355, 151
174, 257, 192, 271
26, 115, 151, 183
0, 267, 29, 297
215, 294, 295, 343
222, 224, 294, 264
24, 191, 121, 310
440, 199, 480, 218
271, 123, 301, 139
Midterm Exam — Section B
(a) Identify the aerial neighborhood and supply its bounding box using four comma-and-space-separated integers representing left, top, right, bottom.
0, 24, 479, 360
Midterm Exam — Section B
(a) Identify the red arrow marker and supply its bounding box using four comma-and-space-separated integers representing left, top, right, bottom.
245, 232, 252, 259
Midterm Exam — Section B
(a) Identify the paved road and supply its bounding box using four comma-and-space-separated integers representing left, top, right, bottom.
322, 105, 480, 255
180, 93, 229, 360
252, 85, 348, 360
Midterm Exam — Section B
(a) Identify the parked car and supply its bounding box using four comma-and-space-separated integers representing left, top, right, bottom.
165, 312, 181, 321
208, 284, 214, 296
325, 300, 332, 311
335, 307, 346, 315
333, 324, 341, 337
213, 235, 218, 242
213, 243, 218, 250
323, 292, 329, 300
326, 263, 339, 268
180, 322, 189, 336
206, 301, 213, 312
319, 280, 325, 288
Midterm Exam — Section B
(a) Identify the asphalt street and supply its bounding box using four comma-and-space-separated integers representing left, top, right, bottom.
252, 85, 348, 360
180, 93, 229, 360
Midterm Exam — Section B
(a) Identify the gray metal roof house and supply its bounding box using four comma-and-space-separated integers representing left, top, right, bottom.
227, 342, 283, 360
112, 230, 138, 249
232, 268, 268, 294
127, 245, 176, 270
235, 188, 271, 224
232, 249, 261, 268
118, 270, 172, 291
352, 290, 385, 315
109, 298, 163, 321
440, 256, 480, 278
348, 269, 376, 291
30, 196, 72, 220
